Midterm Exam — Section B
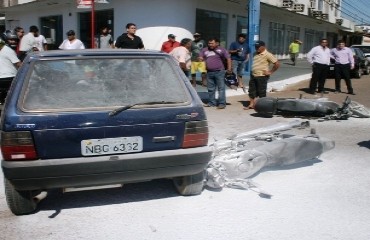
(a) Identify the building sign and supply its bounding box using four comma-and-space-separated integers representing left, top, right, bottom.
76, 0, 109, 8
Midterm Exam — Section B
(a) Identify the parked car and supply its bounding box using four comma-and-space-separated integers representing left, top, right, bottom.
1, 49, 212, 215
351, 44, 370, 62
329, 47, 370, 78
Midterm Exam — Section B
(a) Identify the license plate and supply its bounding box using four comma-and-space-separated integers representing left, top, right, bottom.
81, 136, 143, 156
330, 67, 334, 70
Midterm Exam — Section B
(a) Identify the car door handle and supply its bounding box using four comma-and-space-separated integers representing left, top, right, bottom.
152, 136, 176, 143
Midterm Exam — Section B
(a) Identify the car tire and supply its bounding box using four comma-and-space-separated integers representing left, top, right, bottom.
173, 171, 205, 196
363, 65, 370, 75
354, 67, 362, 79
4, 178, 37, 215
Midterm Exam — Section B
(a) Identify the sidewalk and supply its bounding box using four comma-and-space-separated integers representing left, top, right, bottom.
195, 58, 312, 97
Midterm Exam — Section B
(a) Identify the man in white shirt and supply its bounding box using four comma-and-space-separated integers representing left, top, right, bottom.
306, 38, 331, 94
34, 31, 48, 51
0, 39, 21, 104
169, 38, 192, 79
59, 30, 85, 50
19, 25, 39, 61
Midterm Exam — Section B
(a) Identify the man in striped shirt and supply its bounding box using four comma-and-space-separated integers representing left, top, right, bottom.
245, 40, 280, 109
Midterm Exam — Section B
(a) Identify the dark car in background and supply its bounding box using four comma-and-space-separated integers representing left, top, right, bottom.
351, 44, 370, 62
1, 49, 212, 215
329, 47, 370, 78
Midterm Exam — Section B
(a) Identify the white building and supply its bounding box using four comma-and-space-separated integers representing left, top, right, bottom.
0, 0, 357, 58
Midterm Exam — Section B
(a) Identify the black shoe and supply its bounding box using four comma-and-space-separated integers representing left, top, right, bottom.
348, 92, 356, 95
334, 90, 341, 94
308, 90, 316, 94
318, 91, 329, 94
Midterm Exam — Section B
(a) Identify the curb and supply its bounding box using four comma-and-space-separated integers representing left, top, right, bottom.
225, 73, 312, 97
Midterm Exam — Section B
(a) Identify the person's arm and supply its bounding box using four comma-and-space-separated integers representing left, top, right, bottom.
114, 36, 121, 49
226, 57, 232, 72
349, 49, 355, 69
160, 42, 166, 52
307, 48, 315, 64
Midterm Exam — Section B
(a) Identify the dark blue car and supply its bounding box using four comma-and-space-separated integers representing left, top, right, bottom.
1, 49, 212, 215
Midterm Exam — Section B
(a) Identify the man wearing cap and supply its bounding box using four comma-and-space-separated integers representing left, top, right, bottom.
161, 34, 180, 53
229, 33, 250, 89
190, 33, 207, 87
245, 40, 280, 109
0, 39, 21, 104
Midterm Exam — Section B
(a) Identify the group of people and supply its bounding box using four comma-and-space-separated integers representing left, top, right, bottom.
163, 32, 280, 110
307, 38, 356, 95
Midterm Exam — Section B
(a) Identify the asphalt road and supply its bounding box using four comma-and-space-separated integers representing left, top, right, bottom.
0, 74, 370, 240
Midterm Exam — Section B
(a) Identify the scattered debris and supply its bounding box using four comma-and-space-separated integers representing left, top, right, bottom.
206, 120, 335, 197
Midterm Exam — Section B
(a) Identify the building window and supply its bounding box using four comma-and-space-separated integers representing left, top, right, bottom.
304, 28, 323, 52
318, 0, 323, 10
195, 9, 228, 48
286, 25, 300, 54
268, 22, 285, 55
40, 15, 63, 50
79, 9, 114, 48
236, 15, 248, 38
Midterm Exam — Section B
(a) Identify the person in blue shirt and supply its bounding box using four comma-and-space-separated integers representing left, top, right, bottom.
229, 33, 250, 89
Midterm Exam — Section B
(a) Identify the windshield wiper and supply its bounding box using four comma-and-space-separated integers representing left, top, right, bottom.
109, 101, 181, 117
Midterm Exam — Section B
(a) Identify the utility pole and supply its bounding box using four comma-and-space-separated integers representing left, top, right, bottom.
248, 0, 260, 72
91, 1, 95, 48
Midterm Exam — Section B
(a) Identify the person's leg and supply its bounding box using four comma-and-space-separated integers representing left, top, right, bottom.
342, 64, 354, 94
190, 62, 197, 87
206, 72, 217, 107
246, 76, 257, 109
309, 64, 319, 93
237, 61, 245, 88
317, 64, 328, 93
215, 70, 226, 108
0, 77, 13, 104
334, 64, 342, 92
199, 62, 207, 87
256, 76, 269, 98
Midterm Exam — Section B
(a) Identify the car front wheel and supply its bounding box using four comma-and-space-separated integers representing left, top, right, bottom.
173, 171, 205, 196
4, 178, 38, 215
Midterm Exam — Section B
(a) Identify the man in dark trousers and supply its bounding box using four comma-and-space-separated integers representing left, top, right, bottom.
306, 38, 331, 94
199, 38, 231, 109
115, 23, 144, 49
330, 40, 355, 95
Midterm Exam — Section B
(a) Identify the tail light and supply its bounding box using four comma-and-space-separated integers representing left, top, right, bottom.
182, 120, 209, 148
1, 131, 38, 161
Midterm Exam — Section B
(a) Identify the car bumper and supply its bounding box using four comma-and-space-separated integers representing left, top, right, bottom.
2, 146, 212, 190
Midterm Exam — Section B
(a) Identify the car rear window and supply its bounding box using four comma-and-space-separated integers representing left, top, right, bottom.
20, 57, 189, 111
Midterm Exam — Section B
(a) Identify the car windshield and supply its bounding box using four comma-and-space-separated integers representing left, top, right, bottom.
21, 57, 189, 111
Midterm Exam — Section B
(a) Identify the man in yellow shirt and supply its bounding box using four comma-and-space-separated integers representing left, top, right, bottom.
245, 41, 280, 110
289, 39, 302, 66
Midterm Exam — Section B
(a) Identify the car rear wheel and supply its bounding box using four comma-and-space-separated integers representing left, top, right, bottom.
4, 178, 38, 215
173, 171, 205, 196
363, 65, 370, 75
354, 67, 362, 78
